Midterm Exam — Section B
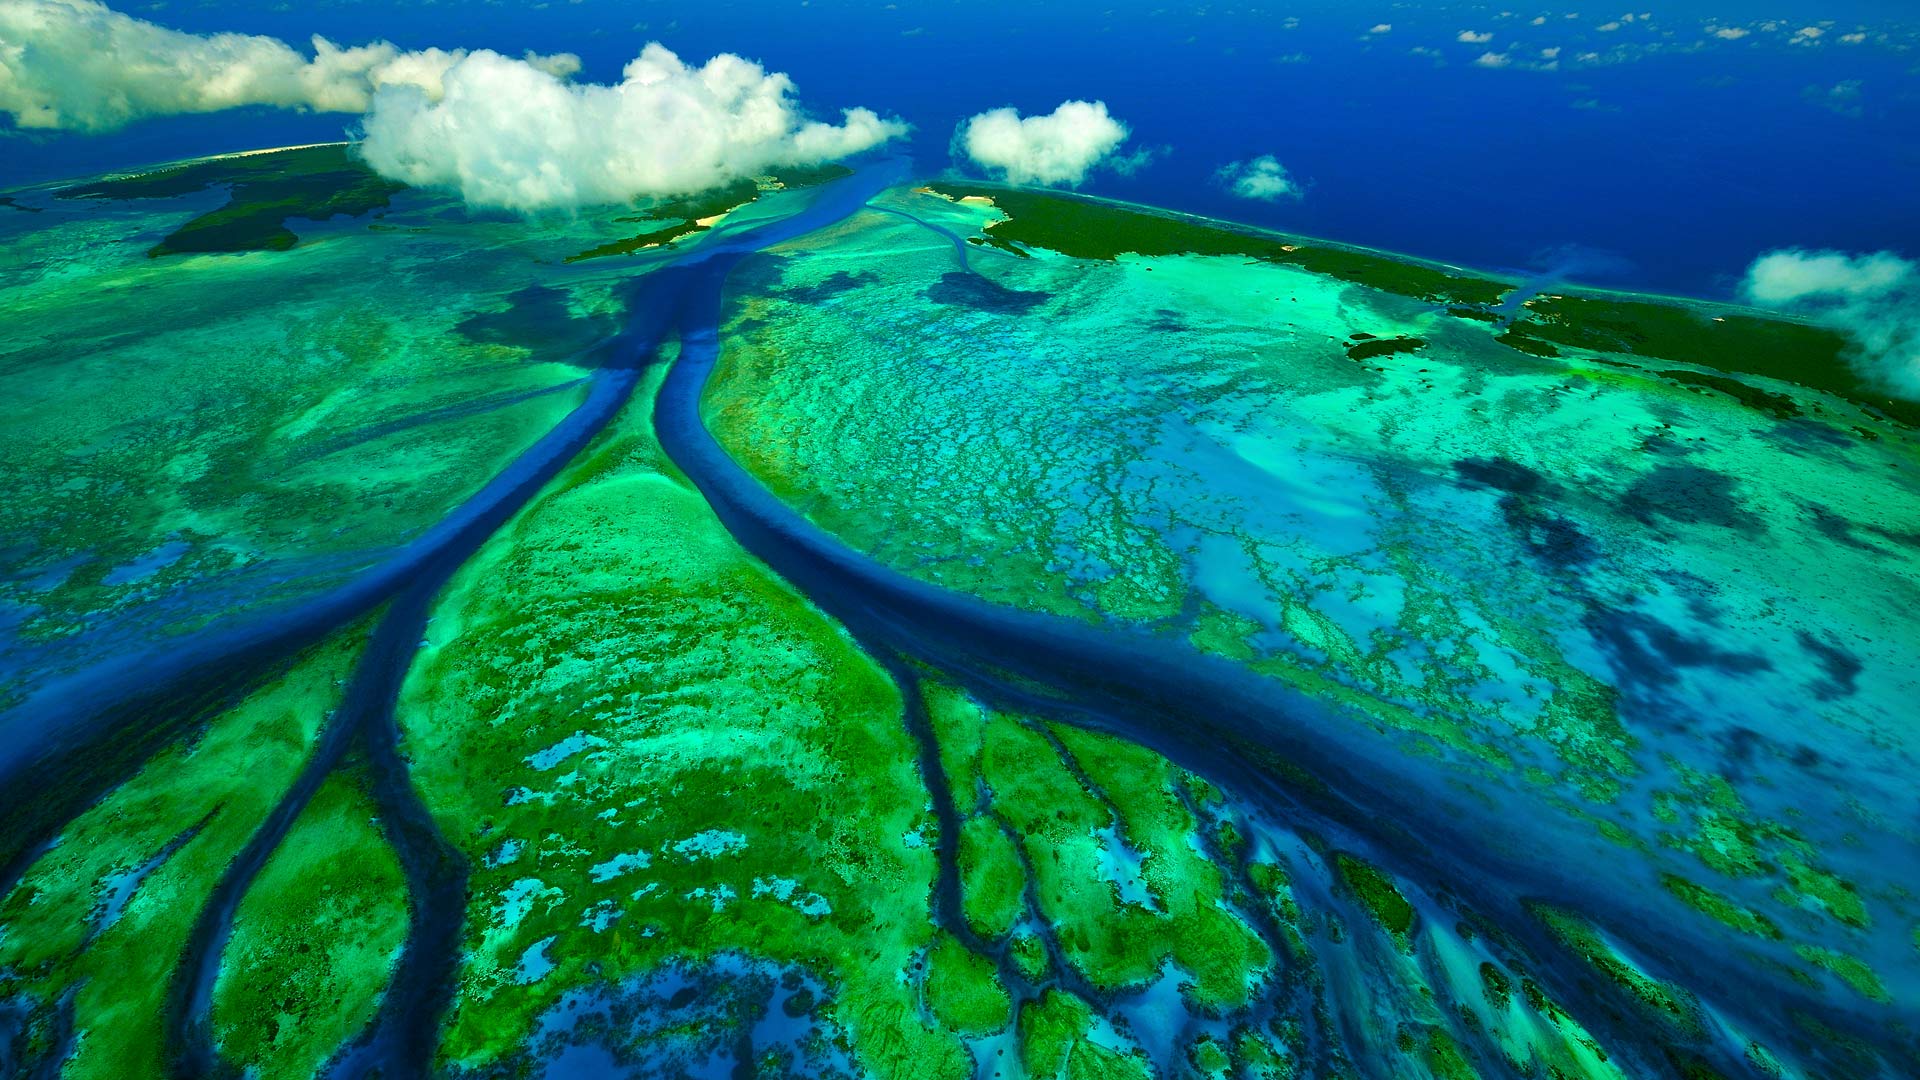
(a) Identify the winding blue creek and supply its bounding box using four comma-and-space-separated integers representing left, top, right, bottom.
0, 160, 1908, 1078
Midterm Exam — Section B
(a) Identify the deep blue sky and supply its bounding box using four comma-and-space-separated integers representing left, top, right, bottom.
6, 0, 1917, 295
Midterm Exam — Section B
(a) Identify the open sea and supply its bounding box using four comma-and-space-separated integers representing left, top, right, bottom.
5, 0, 1918, 296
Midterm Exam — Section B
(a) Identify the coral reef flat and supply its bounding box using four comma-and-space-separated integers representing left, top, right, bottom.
1, 149, 1916, 1080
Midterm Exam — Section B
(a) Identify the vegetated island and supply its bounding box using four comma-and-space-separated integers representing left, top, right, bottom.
564, 164, 854, 264
58, 144, 403, 258
923, 181, 1915, 428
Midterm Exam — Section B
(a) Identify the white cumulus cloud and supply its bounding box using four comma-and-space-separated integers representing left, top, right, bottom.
0, 0, 577, 131
0, 1, 908, 212
1458, 30, 1495, 43
358, 45, 906, 212
1369, 23, 1392, 34
956, 99, 1132, 187
1217, 155, 1301, 201
1474, 51, 1513, 68
1742, 249, 1920, 397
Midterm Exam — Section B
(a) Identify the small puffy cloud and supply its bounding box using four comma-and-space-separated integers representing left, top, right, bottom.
1458, 30, 1495, 43
1597, 21, 1623, 32
1803, 79, 1865, 117
0, 0, 576, 131
1541, 46, 1563, 59
1217, 155, 1301, 201
1369, 23, 1392, 34
1795, 26, 1825, 40
1709, 26, 1751, 40
361, 45, 906, 212
1473, 51, 1513, 68
1742, 249, 1920, 397
956, 99, 1132, 187
1839, 32, 1867, 44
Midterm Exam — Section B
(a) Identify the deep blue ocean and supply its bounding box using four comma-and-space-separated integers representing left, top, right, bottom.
5, 0, 1916, 296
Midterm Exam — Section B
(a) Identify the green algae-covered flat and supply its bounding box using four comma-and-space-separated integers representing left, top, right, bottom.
2, 149, 1916, 1080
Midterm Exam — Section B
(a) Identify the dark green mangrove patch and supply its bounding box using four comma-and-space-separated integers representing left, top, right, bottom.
1494, 326, 1562, 358
1659, 874, 1782, 940
1332, 853, 1414, 941
627, 178, 760, 222
967, 234, 1033, 259
1655, 368, 1803, 421
565, 220, 710, 263
59, 144, 404, 258
576, 165, 856, 263
1347, 336, 1428, 362
924, 182, 1511, 307
1511, 294, 1917, 425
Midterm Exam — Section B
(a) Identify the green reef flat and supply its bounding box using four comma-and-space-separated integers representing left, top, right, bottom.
1, 148, 1916, 1080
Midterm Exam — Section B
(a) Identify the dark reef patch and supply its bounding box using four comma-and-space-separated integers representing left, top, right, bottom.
1455, 457, 1549, 496
1621, 464, 1764, 533
1795, 631, 1862, 701
778, 270, 882, 305
924, 271, 1051, 314
1503, 501, 1596, 569
1802, 505, 1882, 553
1455, 459, 1594, 568
1583, 607, 1773, 693
1147, 308, 1190, 333
1451, 457, 1589, 568
456, 285, 617, 363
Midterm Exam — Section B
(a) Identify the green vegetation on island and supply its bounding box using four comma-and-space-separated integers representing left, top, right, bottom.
568, 164, 854, 264
209, 769, 408, 1078
59, 144, 404, 257
924, 180, 1512, 307
925, 180, 1915, 427
1333, 852, 1416, 942
1346, 335, 1428, 362
1505, 293, 1915, 425
564, 219, 710, 263
0, 630, 367, 1080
